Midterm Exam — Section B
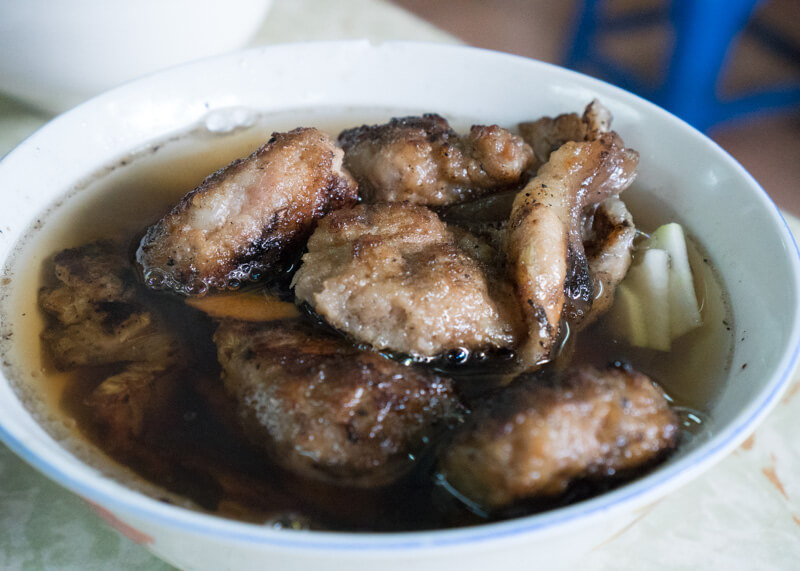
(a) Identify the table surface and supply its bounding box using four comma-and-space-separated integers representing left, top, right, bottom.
2, 1, 799, 569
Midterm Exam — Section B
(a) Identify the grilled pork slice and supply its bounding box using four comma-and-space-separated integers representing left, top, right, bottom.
339, 114, 534, 206
575, 196, 637, 329
519, 99, 612, 170
39, 241, 182, 444
292, 202, 524, 358
137, 127, 358, 294
506, 132, 639, 369
438, 364, 679, 510
214, 320, 458, 487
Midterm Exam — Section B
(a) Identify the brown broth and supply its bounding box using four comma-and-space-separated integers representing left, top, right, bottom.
2, 110, 733, 531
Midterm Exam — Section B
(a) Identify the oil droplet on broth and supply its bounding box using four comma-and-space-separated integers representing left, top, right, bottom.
143, 268, 167, 289
673, 406, 711, 440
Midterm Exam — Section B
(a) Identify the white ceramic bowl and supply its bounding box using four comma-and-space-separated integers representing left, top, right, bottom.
0, 42, 798, 571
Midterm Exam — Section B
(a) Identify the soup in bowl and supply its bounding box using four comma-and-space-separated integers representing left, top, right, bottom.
0, 42, 798, 570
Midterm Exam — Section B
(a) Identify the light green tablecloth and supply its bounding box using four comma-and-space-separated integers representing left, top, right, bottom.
2, 1, 800, 569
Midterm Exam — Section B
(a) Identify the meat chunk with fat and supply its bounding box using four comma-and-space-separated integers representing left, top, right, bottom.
292, 202, 525, 357
137, 128, 358, 294
39, 241, 182, 443
519, 99, 612, 170
438, 364, 679, 510
572, 196, 636, 329
41, 306, 176, 370
84, 362, 177, 445
506, 132, 639, 369
442, 102, 637, 358
40, 241, 179, 370
214, 320, 458, 487
38, 240, 136, 325
339, 114, 534, 206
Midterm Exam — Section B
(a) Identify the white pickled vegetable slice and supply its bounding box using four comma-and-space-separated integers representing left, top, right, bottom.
623, 248, 672, 351
607, 222, 704, 351
607, 283, 648, 347
648, 223, 702, 337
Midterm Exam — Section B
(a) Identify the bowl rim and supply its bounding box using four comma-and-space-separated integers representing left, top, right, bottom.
1, 40, 799, 551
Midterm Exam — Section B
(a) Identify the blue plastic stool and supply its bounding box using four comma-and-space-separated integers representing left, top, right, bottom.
566, 0, 800, 131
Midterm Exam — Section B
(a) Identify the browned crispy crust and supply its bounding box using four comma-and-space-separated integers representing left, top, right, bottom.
519, 99, 613, 170
506, 132, 639, 368
292, 202, 524, 357
214, 319, 458, 487
439, 364, 679, 510
339, 114, 534, 206
39, 241, 183, 444
137, 127, 358, 294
